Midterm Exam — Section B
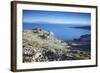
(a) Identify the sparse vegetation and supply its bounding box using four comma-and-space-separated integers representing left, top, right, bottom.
23, 28, 90, 63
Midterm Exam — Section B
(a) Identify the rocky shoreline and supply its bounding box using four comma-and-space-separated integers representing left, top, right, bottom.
23, 28, 91, 63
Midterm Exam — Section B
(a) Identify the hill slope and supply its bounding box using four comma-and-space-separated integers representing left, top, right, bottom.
23, 28, 90, 63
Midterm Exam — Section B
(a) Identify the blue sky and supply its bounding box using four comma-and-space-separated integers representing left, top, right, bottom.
23, 10, 91, 25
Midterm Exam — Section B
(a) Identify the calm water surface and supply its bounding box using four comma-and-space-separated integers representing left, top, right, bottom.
23, 23, 90, 41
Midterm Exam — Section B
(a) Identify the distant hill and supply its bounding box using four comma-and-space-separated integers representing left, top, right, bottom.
72, 26, 91, 30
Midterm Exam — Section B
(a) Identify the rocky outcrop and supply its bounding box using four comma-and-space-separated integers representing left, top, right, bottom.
23, 28, 70, 62
69, 34, 91, 54
23, 28, 90, 63
73, 34, 91, 42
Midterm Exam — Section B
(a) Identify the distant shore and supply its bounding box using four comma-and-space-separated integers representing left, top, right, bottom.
71, 26, 91, 30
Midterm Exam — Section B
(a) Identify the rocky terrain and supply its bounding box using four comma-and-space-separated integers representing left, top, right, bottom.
23, 28, 90, 63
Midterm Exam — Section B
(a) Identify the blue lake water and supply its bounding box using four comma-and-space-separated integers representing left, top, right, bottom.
23, 23, 90, 41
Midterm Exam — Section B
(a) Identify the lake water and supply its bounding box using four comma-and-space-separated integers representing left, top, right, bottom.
23, 23, 90, 41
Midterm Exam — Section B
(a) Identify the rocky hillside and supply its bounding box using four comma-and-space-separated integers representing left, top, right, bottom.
23, 28, 90, 63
